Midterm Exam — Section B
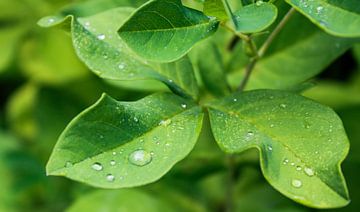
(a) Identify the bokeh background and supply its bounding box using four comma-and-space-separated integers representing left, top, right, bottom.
0, 0, 359, 211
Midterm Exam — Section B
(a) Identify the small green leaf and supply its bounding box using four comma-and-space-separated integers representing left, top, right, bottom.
47, 93, 203, 188
208, 90, 349, 208
39, 7, 199, 99
118, 0, 219, 62
203, 0, 228, 21
286, 0, 360, 37
233, 2, 278, 33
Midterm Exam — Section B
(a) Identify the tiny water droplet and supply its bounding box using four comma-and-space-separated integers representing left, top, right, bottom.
106, 174, 115, 182
97, 34, 106, 40
280, 103, 287, 109
65, 161, 73, 168
283, 158, 289, 165
290, 162, 295, 166
247, 131, 254, 136
296, 166, 302, 171
92, 162, 103, 171
270, 124, 275, 128
233, 98, 238, 102
304, 167, 315, 176
159, 119, 172, 127
129, 149, 152, 166
267, 146, 273, 151
315, 151, 319, 154
112, 151, 117, 155
256, 0, 264, 6
118, 63, 126, 70
292, 179, 302, 188
181, 103, 187, 109
110, 160, 116, 166
133, 117, 139, 122
165, 143, 170, 147
316, 6, 323, 13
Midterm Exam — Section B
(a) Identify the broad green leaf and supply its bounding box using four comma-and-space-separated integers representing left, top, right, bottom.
207, 90, 349, 208
39, 7, 199, 99
227, 12, 358, 90
193, 41, 231, 97
233, 2, 278, 33
47, 93, 203, 188
118, 0, 219, 62
286, 0, 360, 37
203, 0, 229, 21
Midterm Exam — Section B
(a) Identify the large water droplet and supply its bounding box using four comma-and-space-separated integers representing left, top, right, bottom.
92, 162, 103, 171
304, 167, 315, 176
129, 149, 152, 166
291, 179, 302, 188
106, 174, 115, 182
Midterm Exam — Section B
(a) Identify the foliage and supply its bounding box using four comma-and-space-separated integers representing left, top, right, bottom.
0, 0, 360, 211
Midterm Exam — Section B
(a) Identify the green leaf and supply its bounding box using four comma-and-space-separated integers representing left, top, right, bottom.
203, 0, 229, 21
227, 12, 359, 90
47, 93, 203, 188
233, 2, 278, 33
207, 89, 349, 208
286, 0, 360, 37
38, 7, 199, 99
118, 0, 219, 62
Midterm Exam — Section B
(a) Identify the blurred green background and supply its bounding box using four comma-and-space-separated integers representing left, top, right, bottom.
0, 0, 359, 211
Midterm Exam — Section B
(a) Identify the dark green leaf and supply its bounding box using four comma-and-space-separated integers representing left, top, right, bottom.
47, 93, 203, 188
207, 89, 349, 208
118, 0, 219, 62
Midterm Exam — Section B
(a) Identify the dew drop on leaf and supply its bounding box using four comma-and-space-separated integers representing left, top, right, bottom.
280, 103, 287, 108
159, 119, 171, 126
291, 179, 302, 188
97, 34, 106, 40
283, 158, 289, 165
106, 174, 115, 182
110, 160, 116, 166
181, 103, 187, 109
118, 63, 126, 70
65, 161, 73, 168
129, 149, 152, 166
296, 166, 302, 171
304, 167, 315, 176
91, 162, 103, 171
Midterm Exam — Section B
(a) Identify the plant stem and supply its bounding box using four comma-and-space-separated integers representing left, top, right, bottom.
258, 8, 296, 57
237, 7, 296, 91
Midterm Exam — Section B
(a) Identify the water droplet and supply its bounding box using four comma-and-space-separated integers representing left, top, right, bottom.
110, 160, 116, 166
267, 146, 273, 151
280, 103, 287, 108
247, 131, 254, 136
133, 117, 139, 122
290, 162, 295, 166
168, 79, 173, 83
296, 166, 302, 171
106, 174, 115, 182
315, 151, 319, 154
97, 34, 106, 40
165, 143, 171, 147
65, 161, 73, 168
304, 167, 315, 176
112, 151, 117, 155
256, 0, 264, 6
159, 119, 171, 127
233, 98, 238, 102
129, 149, 152, 166
270, 124, 275, 128
291, 179, 302, 188
283, 158, 289, 165
92, 162, 103, 171
181, 104, 187, 109
316, 6, 324, 13
84, 21, 90, 27
118, 63, 126, 70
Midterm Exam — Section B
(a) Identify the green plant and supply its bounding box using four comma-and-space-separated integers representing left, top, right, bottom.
33, 0, 360, 210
